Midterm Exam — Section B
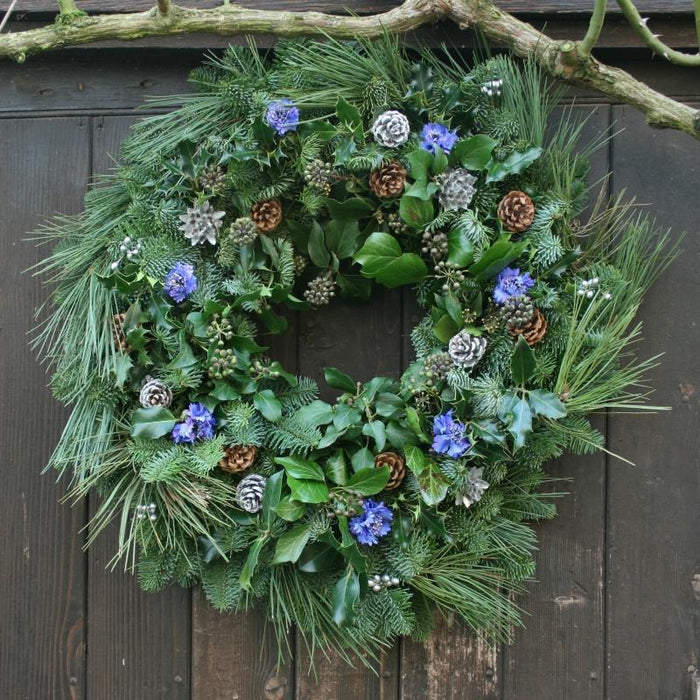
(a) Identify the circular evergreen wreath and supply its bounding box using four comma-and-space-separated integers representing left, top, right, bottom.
36, 38, 676, 665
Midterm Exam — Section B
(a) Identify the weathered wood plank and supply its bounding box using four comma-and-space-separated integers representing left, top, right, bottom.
294, 287, 402, 698
86, 115, 191, 700
191, 313, 298, 700
398, 291, 500, 700
8, 0, 697, 15
502, 105, 611, 700
606, 105, 699, 700
0, 117, 90, 699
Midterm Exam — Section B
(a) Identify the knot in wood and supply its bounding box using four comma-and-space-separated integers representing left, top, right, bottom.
264, 675, 287, 700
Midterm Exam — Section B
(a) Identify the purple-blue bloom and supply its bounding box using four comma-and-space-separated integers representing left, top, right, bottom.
432, 410, 471, 458
265, 99, 299, 135
171, 402, 216, 444
164, 262, 197, 303
349, 499, 393, 546
492, 267, 535, 305
420, 122, 458, 154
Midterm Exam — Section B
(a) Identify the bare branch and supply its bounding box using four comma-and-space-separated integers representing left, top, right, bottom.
615, 0, 700, 66
580, 0, 607, 57
0, 0, 697, 139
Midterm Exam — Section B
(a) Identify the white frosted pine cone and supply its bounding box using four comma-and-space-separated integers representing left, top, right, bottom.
371, 110, 411, 148
139, 377, 173, 408
236, 473, 267, 513
448, 330, 487, 368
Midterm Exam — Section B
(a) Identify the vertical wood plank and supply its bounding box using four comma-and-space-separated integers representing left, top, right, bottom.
399, 291, 500, 700
191, 312, 298, 700
294, 287, 402, 699
0, 117, 90, 699
501, 105, 611, 700
606, 105, 699, 700
86, 115, 191, 700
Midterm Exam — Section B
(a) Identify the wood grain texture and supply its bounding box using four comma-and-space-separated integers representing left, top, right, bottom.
86, 114, 192, 700
0, 117, 90, 699
191, 312, 298, 700
294, 287, 402, 698
606, 104, 699, 700
9, 0, 697, 15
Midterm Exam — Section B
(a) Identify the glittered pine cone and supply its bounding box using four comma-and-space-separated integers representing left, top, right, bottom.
219, 445, 257, 474
250, 198, 282, 232
369, 160, 407, 198
497, 190, 535, 233
510, 307, 548, 346
374, 451, 406, 491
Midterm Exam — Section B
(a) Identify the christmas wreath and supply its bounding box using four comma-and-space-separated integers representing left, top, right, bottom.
35, 38, 677, 665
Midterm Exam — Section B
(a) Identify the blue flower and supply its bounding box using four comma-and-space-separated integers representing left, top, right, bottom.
349, 499, 393, 546
492, 267, 535, 305
171, 402, 216, 444
432, 410, 471, 458
265, 99, 299, 135
420, 122, 458, 154
164, 262, 197, 303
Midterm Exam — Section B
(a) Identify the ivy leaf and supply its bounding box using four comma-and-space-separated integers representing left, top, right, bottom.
325, 449, 350, 486
362, 420, 387, 451
130, 407, 176, 439
325, 197, 374, 221
308, 221, 330, 268
261, 470, 284, 528
447, 227, 475, 267
351, 446, 374, 472
346, 466, 390, 495
451, 134, 497, 170
298, 543, 342, 573
168, 330, 198, 369
323, 367, 356, 393
254, 389, 282, 423
433, 313, 459, 343
287, 476, 330, 504
332, 568, 360, 627
399, 194, 435, 229
333, 403, 362, 431
209, 380, 240, 401
275, 455, 325, 481
407, 148, 433, 181
272, 523, 313, 565
386, 420, 419, 449
336, 273, 372, 301
404, 445, 428, 476
528, 390, 567, 419
295, 399, 334, 426
273, 496, 306, 522
375, 392, 404, 419
325, 219, 361, 259
417, 464, 450, 506
486, 146, 543, 183
468, 236, 528, 283
511, 336, 536, 385
354, 232, 428, 288
259, 307, 288, 334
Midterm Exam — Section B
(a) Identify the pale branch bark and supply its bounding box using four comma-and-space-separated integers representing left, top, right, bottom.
0, 0, 697, 139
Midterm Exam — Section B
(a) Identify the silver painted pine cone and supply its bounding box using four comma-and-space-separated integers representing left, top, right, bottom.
448, 330, 487, 368
371, 110, 411, 148
139, 377, 173, 409
438, 168, 478, 211
179, 201, 225, 246
236, 473, 267, 513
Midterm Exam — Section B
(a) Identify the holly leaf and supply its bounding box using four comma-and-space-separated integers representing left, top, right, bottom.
447, 227, 475, 267
239, 536, 266, 591
511, 335, 536, 385
298, 543, 342, 573
528, 389, 567, 419
486, 146, 543, 183
503, 396, 532, 449
468, 236, 528, 283
130, 407, 176, 439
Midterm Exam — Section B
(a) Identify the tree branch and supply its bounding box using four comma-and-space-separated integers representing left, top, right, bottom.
0, 0, 697, 139
580, 0, 607, 57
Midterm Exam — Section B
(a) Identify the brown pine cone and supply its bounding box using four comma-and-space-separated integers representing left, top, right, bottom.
369, 160, 407, 198
250, 198, 282, 232
112, 313, 130, 353
497, 190, 535, 233
219, 445, 257, 474
374, 451, 406, 491
509, 308, 547, 346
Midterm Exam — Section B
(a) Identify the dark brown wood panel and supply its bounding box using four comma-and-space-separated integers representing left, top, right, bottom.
0, 117, 90, 699
8, 0, 696, 15
606, 105, 699, 700
191, 315, 298, 700
294, 287, 402, 698
87, 115, 192, 700
501, 105, 611, 700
